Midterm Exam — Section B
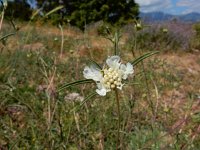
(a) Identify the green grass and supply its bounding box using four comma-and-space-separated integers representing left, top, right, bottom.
0, 22, 200, 149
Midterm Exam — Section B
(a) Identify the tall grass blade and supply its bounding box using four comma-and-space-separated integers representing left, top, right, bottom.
131, 51, 159, 66
114, 31, 120, 55
57, 79, 94, 92
0, 32, 15, 41
30, 8, 42, 20
44, 5, 64, 17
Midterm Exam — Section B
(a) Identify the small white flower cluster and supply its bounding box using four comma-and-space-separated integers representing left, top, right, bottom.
103, 68, 122, 89
83, 56, 134, 96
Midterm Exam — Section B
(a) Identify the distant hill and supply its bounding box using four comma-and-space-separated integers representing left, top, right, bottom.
140, 12, 200, 23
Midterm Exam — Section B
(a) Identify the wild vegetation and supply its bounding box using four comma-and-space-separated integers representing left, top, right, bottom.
3, 0, 139, 29
0, 0, 200, 150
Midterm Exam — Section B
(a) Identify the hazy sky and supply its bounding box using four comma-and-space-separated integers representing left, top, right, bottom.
135, 0, 200, 15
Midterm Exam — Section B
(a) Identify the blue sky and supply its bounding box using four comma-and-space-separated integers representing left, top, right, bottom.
135, 0, 200, 15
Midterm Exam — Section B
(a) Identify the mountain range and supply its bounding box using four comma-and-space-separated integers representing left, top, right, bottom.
140, 12, 200, 23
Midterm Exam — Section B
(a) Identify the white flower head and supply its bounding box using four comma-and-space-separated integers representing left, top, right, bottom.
83, 56, 134, 96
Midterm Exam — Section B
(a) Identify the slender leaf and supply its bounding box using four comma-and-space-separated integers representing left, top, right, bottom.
57, 79, 94, 92
71, 92, 97, 112
88, 59, 102, 70
30, 8, 42, 20
0, 32, 15, 41
131, 51, 159, 66
114, 31, 121, 55
44, 5, 64, 17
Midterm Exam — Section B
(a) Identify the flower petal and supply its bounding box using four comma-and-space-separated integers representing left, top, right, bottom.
83, 65, 102, 81
126, 63, 134, 74
117, 84, 123, 90
106, 55, 121, 70
96, 83, 107, 96
96, 88, 107, 96
120, 62, 134, 79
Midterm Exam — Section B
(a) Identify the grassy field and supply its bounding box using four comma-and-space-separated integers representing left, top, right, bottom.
0, 21, 200, 149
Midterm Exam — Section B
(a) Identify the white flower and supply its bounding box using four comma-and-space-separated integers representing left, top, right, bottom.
83, 56, 134, 96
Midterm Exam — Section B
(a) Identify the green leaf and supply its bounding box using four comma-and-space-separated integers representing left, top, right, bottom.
57, 79, 94, 92
71, 92, 97, 112
88, 59, 102, 70
0, 33, 15, 41
114, 31, 121, 55
131, 51, 159, 66
44, 5, 64, 17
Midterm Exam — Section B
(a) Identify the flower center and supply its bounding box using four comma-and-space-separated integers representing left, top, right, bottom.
103, 68, 122, 89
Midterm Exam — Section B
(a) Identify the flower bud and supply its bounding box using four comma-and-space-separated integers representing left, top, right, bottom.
111, 84, 115, 89
109, 78, 114, 83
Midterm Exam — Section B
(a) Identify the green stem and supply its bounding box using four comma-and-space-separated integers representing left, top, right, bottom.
115, 88, 120, 150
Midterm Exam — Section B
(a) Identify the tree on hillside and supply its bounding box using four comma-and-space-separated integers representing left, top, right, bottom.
37, 0, 139, 29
